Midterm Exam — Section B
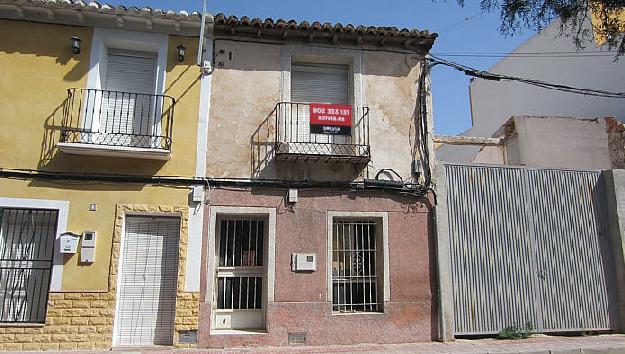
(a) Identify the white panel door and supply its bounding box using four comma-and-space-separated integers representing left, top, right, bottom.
114, 216, 180, 347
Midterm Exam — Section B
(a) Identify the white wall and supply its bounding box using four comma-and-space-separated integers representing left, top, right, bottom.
510, 116, 612, 169
437, 19, 625, 163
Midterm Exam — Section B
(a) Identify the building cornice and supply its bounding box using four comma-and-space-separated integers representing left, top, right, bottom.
213, 13, 437, 54
0, 0, 213, 37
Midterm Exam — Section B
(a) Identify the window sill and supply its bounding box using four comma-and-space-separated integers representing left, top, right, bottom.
57, 142, 171, 161
331, 311, 385, 316
210, 329, 268, 336
0, 323, 45, 328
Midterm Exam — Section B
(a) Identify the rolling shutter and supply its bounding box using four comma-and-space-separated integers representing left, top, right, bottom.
100, 51, 157, 141
291, 63, 349, 104
105, 50, 157, 95
290, 63, 350, 144
114, 216, 180, 347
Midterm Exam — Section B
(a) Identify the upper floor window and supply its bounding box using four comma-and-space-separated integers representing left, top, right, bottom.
286, 63, 350, 146
98, 50, 159, 147
58, 29, 174, 160
291, 63, 350, 105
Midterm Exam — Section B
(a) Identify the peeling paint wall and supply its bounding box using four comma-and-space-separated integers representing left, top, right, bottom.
207, 41, 282, 178
206, 40, 426, 182
473, 145, 505, 165
606, 117, 625, 169
363, 51, 422, 180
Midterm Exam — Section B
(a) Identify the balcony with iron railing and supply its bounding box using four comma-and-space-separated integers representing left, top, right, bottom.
57, 88, 175, 160
271, 102, 370, 163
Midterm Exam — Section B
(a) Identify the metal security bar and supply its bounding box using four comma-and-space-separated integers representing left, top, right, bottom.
332, 220, 380, 313
61, 88, 176, 150
216, 277, 262, 310
272, 102, 370, 163
216, 219, 264, 311
0, 208, 58, 324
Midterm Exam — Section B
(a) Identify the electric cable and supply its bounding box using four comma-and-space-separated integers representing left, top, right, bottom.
428, 54, 625, 98
432, 52, 617, 58
437, 10, 485, 34
0, 168, 426, 197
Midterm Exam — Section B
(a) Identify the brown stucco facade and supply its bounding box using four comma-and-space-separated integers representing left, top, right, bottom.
199, 20, 437, 346
198, 189, 437, 347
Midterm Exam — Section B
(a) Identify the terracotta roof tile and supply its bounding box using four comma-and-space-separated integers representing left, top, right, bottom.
212, 13, 437, 40
9, 0, 203, 20
4, 1, 437, 50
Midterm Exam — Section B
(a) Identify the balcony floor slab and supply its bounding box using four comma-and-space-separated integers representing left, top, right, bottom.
57, 142, 171, 160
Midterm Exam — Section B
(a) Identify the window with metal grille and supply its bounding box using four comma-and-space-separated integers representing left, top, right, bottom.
0, 208, 58, 323
215, 218, 265, 329
332, 219, 382, 313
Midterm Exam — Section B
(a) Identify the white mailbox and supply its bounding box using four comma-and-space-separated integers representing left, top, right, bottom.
80, 231, 97, 263
291, 253, 317, 272
60, 232, 80, 254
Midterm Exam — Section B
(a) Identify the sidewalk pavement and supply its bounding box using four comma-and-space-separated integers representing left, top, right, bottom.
18, 334, 625, 354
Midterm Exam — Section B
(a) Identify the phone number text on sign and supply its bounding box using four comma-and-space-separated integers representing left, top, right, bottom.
309, 103, 352, 136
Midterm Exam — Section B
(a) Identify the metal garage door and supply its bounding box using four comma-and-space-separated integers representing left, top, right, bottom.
444, 164, 619, 335
114, 216, 180, 347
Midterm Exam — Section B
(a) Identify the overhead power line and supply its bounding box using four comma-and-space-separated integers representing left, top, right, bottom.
428, 54, 625, 99
434, 50, 618, 55
432, 52, 616, 58
438, 10, 485, 34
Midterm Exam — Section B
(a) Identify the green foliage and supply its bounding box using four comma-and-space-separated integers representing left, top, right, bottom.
497, 322, 534, 340
452, 0, 625, 57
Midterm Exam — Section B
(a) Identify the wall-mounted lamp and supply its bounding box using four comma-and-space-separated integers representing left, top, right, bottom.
71, 36, 81, 54
176, 44, 187, 62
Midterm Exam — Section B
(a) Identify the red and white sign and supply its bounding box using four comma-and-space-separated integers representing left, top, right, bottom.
309, 103, 352, 136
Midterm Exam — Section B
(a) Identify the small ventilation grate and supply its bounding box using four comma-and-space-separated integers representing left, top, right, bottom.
178, 330, 197, 344
288, 332, 307, 345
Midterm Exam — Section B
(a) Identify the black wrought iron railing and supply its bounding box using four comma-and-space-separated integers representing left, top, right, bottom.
60, 88, 176, 150
0, 208, 58, 324
272, 102, 370, 162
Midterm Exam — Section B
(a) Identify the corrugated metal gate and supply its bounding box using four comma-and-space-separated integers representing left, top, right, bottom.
444, 164, 619, 335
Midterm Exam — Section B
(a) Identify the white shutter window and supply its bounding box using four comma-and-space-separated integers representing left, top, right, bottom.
291, 63, 349, 104
115, 216, 180, 347
290, 63, 350, 144
99, 50, 158, 146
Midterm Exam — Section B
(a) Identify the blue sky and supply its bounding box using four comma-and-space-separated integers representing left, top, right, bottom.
115, 0, 533, 135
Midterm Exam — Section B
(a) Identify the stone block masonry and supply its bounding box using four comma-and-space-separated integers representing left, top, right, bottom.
0, 292, 200, 351
0, 292, 114, 351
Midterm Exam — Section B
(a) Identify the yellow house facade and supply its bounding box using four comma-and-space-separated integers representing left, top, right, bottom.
0, 1, 212, 350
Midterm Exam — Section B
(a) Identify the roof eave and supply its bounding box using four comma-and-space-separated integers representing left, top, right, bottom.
0, 0, 213, 37
214, 23, 437, 54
